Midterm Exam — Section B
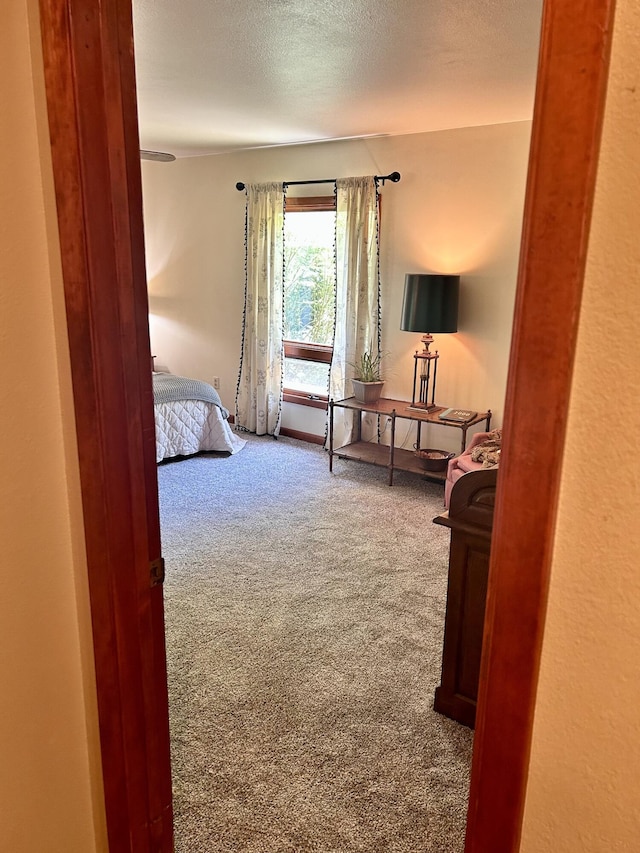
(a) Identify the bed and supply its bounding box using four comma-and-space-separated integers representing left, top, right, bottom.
153, 372, 246, 462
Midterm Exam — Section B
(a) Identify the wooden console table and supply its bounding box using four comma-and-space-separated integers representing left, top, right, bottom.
328, 397, 491, 486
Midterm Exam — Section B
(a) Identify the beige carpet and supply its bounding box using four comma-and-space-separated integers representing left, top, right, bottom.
158, 434, 473, 852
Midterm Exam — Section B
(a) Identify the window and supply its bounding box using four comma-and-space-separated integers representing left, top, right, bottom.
283, 196, 336, 408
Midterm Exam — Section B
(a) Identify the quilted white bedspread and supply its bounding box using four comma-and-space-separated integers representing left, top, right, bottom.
154, 399, 246, 462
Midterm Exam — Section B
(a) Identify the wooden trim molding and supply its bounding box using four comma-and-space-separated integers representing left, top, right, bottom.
285, 195, 336, 211
279, 427, 326, 445
283, 340, 333, 363
465, 2, 616, 851
35, 0, 617, 849
282, 390, 329, 410
38, 0, 173, 850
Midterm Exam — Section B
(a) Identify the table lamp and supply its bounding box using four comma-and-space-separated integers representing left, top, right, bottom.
400, 273, 460, 411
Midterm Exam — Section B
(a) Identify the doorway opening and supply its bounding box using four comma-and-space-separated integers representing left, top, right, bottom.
36, 0, 616, 849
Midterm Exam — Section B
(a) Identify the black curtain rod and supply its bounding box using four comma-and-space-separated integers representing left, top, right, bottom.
235, 171, 401, 191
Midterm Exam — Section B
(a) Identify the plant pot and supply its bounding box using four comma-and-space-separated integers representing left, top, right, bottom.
351, 379, 384, 404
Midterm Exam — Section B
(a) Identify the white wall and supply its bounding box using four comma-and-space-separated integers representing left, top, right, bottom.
520, 0, 640, 849
142, 121, 531, 449
0, 1, 106, 850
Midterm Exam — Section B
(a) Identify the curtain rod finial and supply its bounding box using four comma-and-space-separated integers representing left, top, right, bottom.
236, 182, 246, 191
377, 171, 401, 186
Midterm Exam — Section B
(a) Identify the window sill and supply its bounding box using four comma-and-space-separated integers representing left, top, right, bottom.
283, 389, 328, 410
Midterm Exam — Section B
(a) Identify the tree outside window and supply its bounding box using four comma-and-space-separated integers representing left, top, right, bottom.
283, 199, 336, 403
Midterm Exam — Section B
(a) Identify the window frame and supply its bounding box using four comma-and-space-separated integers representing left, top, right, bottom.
282, 195, 337, 409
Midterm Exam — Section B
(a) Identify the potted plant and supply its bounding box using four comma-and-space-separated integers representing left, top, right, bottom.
350, 349, 385, 404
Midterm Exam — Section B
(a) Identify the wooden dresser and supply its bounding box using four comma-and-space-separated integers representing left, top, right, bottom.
433, 467, 498, 728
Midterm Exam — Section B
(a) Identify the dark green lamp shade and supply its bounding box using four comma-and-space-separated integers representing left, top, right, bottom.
400, 274, 460, 333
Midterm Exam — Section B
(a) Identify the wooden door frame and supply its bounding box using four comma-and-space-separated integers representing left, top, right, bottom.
37, 0, 616, 850
38, 0, 173, 849
465, 1, 616, 849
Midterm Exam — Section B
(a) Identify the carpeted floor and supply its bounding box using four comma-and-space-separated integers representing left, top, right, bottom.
158, 434, 473, 852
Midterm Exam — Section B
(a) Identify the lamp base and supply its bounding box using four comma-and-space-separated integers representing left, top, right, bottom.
410, 346, 440, 412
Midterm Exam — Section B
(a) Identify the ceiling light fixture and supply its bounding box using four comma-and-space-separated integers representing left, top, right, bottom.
140, 150, 176, 162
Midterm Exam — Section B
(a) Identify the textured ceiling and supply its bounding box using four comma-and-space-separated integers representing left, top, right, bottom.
133, 0, 543, 158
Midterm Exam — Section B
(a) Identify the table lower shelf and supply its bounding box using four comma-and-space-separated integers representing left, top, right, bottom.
333, 440, 447, 484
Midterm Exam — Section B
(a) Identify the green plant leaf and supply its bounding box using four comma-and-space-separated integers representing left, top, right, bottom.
349, 349, 385, 382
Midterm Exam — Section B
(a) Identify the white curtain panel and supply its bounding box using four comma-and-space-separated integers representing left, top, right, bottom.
328, 175, 381, 447
235, 182, 285, 436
